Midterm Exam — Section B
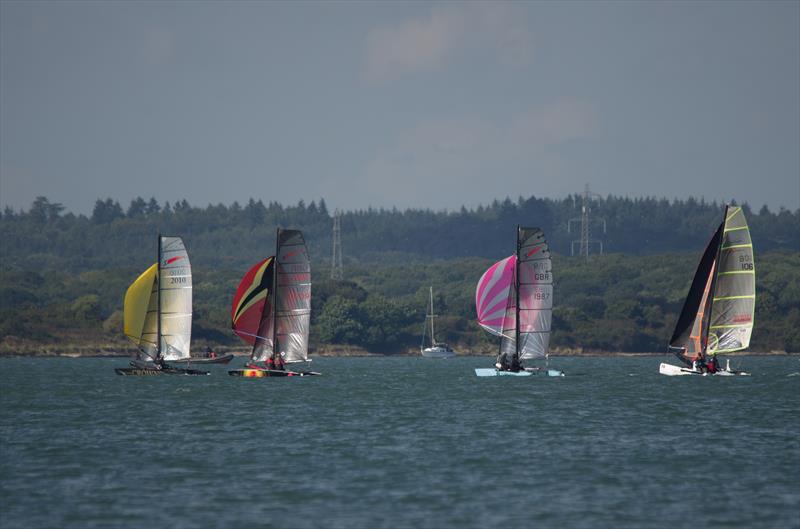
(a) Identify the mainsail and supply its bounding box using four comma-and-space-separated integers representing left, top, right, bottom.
231, 229, 311, 364
158, 236, 192, 361
514, 227, 553, 360
475, 226, 553, 362
708, 206, 755, 354
123, 263, 158, 361
274, 230, 312, 363
669, 206, 755, 363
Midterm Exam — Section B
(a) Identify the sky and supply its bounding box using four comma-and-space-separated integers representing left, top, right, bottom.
1, 1, 798, 215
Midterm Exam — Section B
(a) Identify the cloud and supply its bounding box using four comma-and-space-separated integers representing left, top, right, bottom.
363, 3, 532, 83
358, 99, 596, 208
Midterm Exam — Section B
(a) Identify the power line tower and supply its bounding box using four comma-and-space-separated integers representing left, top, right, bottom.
568, 184, 606, 260
331, 209, 343, 280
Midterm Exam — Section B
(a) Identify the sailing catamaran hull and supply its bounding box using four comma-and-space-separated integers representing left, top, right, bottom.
169, 354, 234, 365
115, 367, 210, 376
474, 368, 564, 377
228, 368, 321, 378
659, 362, 750, 377
659, 363, 702, 376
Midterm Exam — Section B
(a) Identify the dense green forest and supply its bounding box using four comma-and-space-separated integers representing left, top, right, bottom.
1, 195, 798, 354
1, 195, 797, 273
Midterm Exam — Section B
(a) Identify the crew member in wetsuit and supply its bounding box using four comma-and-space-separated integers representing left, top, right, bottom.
496, 354, 510, 371
274, 354, 286, 371
707, 355, 719, 374
509, 355, 523, 373
691, 354, 706, 373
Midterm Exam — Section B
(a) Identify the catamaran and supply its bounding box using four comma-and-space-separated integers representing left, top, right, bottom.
228, 229, 319, 377
116, 235, 208, 376
474, 226, 563, 377
421, 287, 456, 358
660, 205, 754, 376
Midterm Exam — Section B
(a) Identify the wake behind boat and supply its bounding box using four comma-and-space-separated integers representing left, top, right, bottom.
420, 287, 456, 358
116, 235, 209, 376
475, 367, 564, 377
228, 229, 320, 378
660, 205, 754, 377
474, 226, 563, 377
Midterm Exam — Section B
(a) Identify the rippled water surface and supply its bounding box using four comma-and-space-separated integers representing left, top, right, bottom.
1, 356, 798, 529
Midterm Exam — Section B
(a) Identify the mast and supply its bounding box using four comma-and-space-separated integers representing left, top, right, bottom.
156, 233, 162, 361
515, 225, 521, 360
429, 286, 435, 346
702, 205, 728, 356
271, 228, 280, 363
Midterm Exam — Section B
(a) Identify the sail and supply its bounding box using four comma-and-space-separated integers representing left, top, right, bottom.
274, 229, 311, 363
231, 257, 275, 344
477, 228, 553, 362
707, 206, 755, 354
123, 263, 158, 361
159, 236, 192, 361
669, 222, 724, 364
475, 256, 516, 337
516, 227, 553, 360
498, 263, 517, 360
231, 257, 276, 361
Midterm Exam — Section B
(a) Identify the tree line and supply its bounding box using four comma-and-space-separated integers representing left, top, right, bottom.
0, 194, 797, 354
1, 195, 797, 275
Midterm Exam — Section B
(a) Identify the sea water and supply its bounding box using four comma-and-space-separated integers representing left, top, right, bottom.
1, 356, 798, 529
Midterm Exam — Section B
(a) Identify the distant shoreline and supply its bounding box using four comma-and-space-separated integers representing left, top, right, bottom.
0, 336, 792, 358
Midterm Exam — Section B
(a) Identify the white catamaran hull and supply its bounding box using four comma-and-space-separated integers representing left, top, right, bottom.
475, 368, 564, 377
659, 362, 750, 377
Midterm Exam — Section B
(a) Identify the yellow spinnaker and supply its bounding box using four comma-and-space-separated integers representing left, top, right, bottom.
124, 263, 158, 346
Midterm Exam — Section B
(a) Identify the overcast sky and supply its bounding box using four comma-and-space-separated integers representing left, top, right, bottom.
1, 1, 798, 215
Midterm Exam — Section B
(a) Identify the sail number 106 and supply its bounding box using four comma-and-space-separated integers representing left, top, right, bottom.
738, 254, 753, 271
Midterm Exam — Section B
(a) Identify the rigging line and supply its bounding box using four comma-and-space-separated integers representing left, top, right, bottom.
235, 329, 272, 341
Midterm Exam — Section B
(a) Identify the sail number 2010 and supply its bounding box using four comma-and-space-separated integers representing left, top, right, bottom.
170, 276, 188, 284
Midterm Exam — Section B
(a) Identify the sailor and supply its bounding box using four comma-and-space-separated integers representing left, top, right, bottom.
509, 355, 523, 373
275, 354, 286, 371
497, 355, 510, 371
266, 356, 275, 370
707, 355, 719, 374
691, 354, 706, 373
